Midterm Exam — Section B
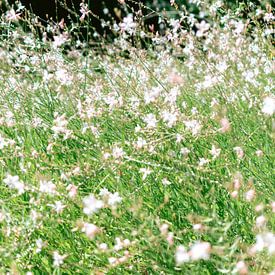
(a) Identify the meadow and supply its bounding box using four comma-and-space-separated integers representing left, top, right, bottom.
0, 1, 274, 274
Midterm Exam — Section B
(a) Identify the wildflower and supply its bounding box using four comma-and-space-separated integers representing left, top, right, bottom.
175, 245, 190, 264
167, 232, 174, 245
80, 3, 90, 22
234, 147, 244, 159
255, 150, 263, 157
112, 146, 125, 159
195, 21, 210, 37
53, 251, 66, 267
160, 224, 169, 236
135, 137, 147, 149
5, 9, 21, 21
256, 215, 266, 228
251, 232, 275, 254
98, 243, 108, 251
193, 224, 203, 231
83, 194, 104, 216
52, 114, 69, 136
107, 192, 122, 207
3, 174, 25, 194
82, 223, 99, 239
53, 33, 69, 48
140, 167, 152, 180
231, 190, 238, 198
189, 241, 211, 260
262, 96, 275, 116
66, 184, 78, 198
143, 114, 157, 129
50, 201, 66, 214
219, 117, 231, 133
255, 204, 264, 212
162, 178, 171, 186
180, 147, 190, 157
245, 189, 255, 202
184, 120, 202, 136
210, 145, 221, 159
35, 239, 45, 253
161, 110, 178, 127
234, 261, 248, 275
198, 158, 209, 167
119, 14, 137, 35
0, 135, 7, 150
39, 180, 56, 195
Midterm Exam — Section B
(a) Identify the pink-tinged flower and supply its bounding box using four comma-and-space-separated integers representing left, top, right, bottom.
245, 189, 255, 202
234, 261, 248, 275
5, 9, 21, 22
175, 245, 190, 265
234, 147, 244, 159
256, 215, 266, 228
66, 184, 78, 198
219, 117, 231, 133
82, 223, 99, 239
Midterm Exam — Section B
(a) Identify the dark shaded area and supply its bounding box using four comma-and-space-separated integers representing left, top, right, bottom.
2, 0, 160, 38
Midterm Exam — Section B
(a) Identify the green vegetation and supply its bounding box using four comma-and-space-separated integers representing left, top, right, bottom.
0, 0, 274, 274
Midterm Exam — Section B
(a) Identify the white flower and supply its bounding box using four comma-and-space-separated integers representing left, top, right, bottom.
35, 239, 45, 253
83, 195, 103, 215
3, 174, 25, 194
262, 96, 275, 116
189, 242, 211, 260
162, 178, 171, 186
82, 223, 99, 239
195, 21, 210, 37
140, 167, 152, 180
50, 201, 66, 214
252, 233, 275, 255
112, 146, 124, 159
39, 180, 56, 195
256, 215, 266, 228
175, 245, 190, 265
108, 192, 122, 207
53, 251, 66, 267
143, 114, 157, 128
119, 14, 137, 35
233, 147, 244, 159
210, 145, 221, 159
184, 120, 202, 136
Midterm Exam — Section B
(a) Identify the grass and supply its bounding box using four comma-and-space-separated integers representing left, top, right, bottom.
0, 1, 274, 274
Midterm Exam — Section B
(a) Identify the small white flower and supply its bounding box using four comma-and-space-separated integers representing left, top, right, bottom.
108, 192, 122, 207
175, 245, 190, 265
3, 174, 25, 194
143, 113, 157, 128
140, 167, 152, 180
189, 242, 211, 261
210, 145, 221, 159
39, 180, 56, 195
82, 223, 99, 239
262, 96, 275, 116
83, 194, 104, 216
53, 251, 66, 267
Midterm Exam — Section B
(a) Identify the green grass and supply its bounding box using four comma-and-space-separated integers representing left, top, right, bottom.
0, 6, 274, 274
